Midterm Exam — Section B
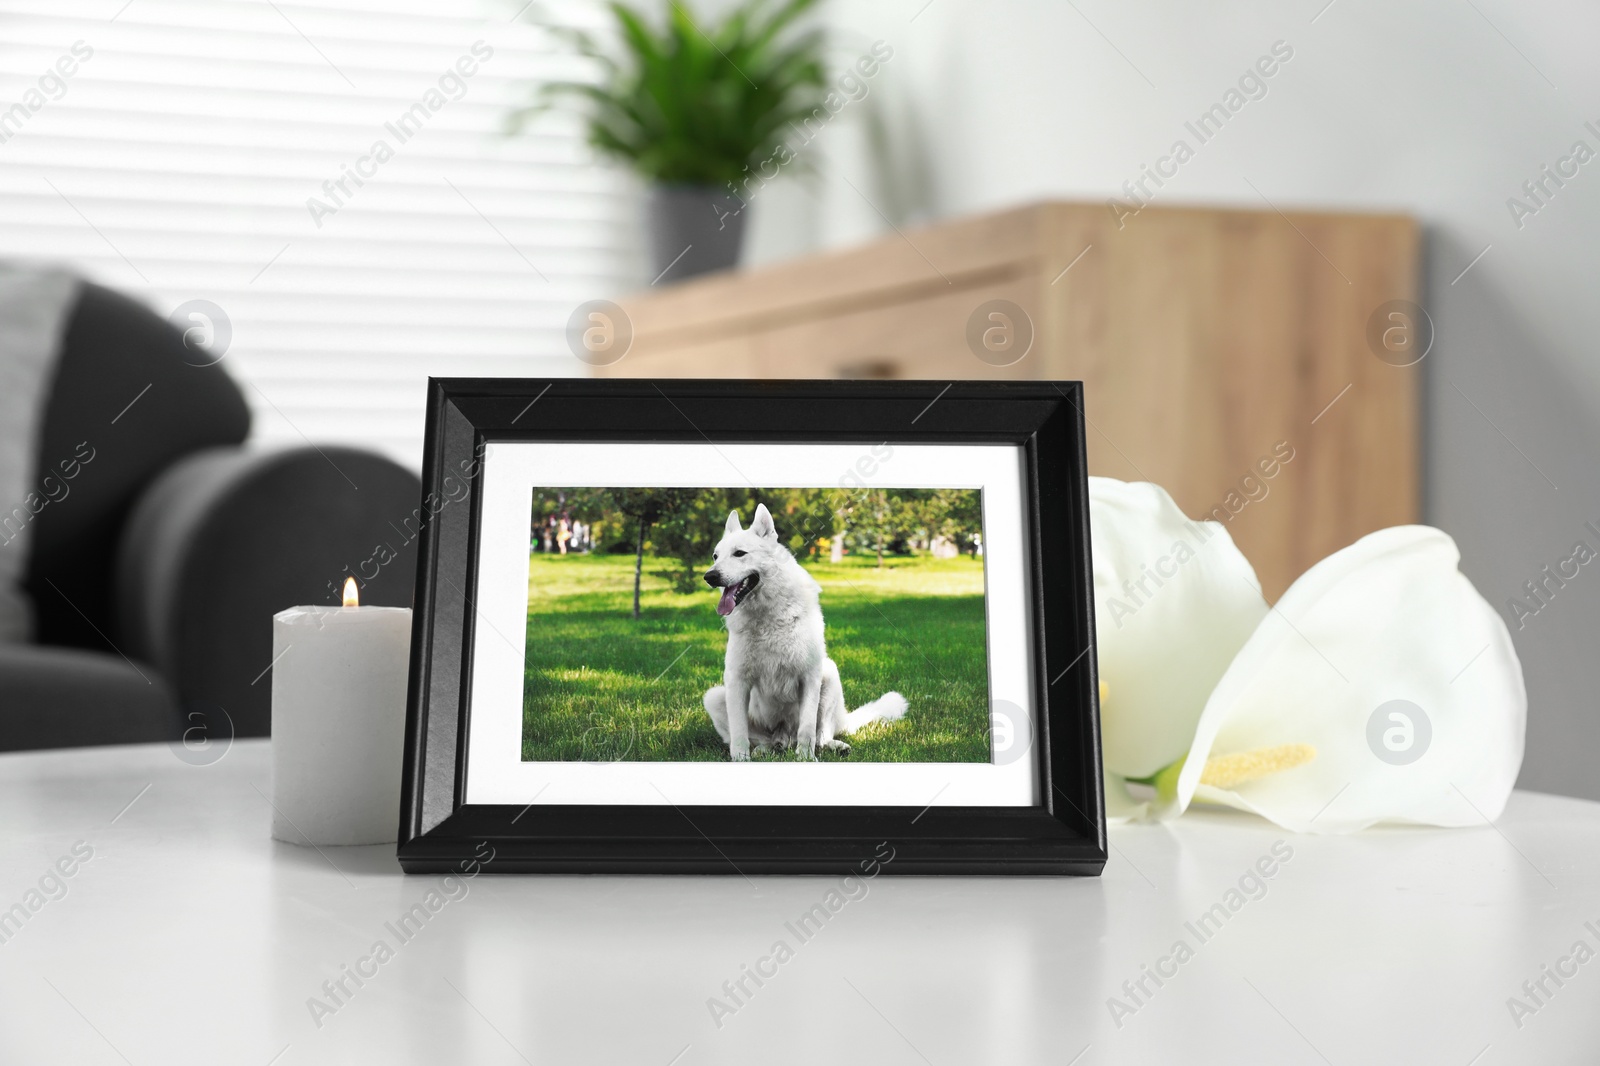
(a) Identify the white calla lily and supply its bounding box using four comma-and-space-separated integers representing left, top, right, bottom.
1088, 477, 1268, 820
1169, 526, 1526, 833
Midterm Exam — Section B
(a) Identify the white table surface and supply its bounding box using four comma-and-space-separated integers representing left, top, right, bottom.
1, 740, 1596, 1065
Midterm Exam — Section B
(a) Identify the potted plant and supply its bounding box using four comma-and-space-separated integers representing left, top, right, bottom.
515, 0, 827, 283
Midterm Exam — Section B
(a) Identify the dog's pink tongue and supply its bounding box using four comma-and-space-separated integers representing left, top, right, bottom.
716, 586, 737, 616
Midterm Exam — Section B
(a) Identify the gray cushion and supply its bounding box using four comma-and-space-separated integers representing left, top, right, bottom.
25, 283, 250, 652
0, 266, 80, 642
113, 446, 421, 738
0, 642, 177, 749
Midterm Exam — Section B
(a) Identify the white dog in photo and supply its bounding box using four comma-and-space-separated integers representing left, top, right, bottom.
702, 503, 908, 760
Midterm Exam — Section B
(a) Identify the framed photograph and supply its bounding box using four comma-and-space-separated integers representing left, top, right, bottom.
398, 379, 1106, 875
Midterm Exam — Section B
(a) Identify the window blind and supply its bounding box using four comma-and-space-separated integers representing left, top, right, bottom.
0, 0, 636, 469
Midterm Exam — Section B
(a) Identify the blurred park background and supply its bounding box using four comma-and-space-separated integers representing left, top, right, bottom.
529, 485, 983, 597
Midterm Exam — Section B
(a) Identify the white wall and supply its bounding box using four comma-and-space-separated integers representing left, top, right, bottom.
744, 0, 1600, 799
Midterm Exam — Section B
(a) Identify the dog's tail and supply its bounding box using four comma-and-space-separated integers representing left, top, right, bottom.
842, 692, 909, 735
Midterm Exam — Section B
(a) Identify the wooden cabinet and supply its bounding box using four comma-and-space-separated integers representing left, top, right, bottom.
603, 201, 1419, 599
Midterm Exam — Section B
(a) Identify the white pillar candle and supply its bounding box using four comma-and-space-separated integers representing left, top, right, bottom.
270, 579, 412, 846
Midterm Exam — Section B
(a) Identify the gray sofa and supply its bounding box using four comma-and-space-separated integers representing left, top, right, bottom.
1, 283, 421, 750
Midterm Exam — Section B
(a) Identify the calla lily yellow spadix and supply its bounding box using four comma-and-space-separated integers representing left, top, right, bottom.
1090, 478, 1526, 833
1125, 745, 1317, 801
1198, 743, 1318, 789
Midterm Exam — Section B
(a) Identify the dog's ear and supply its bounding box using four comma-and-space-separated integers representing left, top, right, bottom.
725, 510, 742, 536
750, 503, 776, 539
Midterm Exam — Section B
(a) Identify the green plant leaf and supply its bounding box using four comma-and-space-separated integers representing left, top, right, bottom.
513, 0, 833, 186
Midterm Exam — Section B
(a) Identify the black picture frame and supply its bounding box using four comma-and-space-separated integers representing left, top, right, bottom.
398, 379, 1105, 876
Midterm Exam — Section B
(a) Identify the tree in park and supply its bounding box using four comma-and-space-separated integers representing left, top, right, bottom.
825, 486, 859, 563
605, 489, 699, 618
834, 489, 983, 563
649, 488, 833, 592
920, 488, 984, 555
851, 488, 918, 566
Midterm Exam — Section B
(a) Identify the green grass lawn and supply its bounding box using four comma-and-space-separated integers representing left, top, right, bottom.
520, 551, 991, 762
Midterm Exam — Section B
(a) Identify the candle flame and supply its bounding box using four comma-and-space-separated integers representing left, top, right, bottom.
342, 577, 359, 607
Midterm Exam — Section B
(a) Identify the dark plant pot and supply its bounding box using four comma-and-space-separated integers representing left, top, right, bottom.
646, 184, 746, 284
